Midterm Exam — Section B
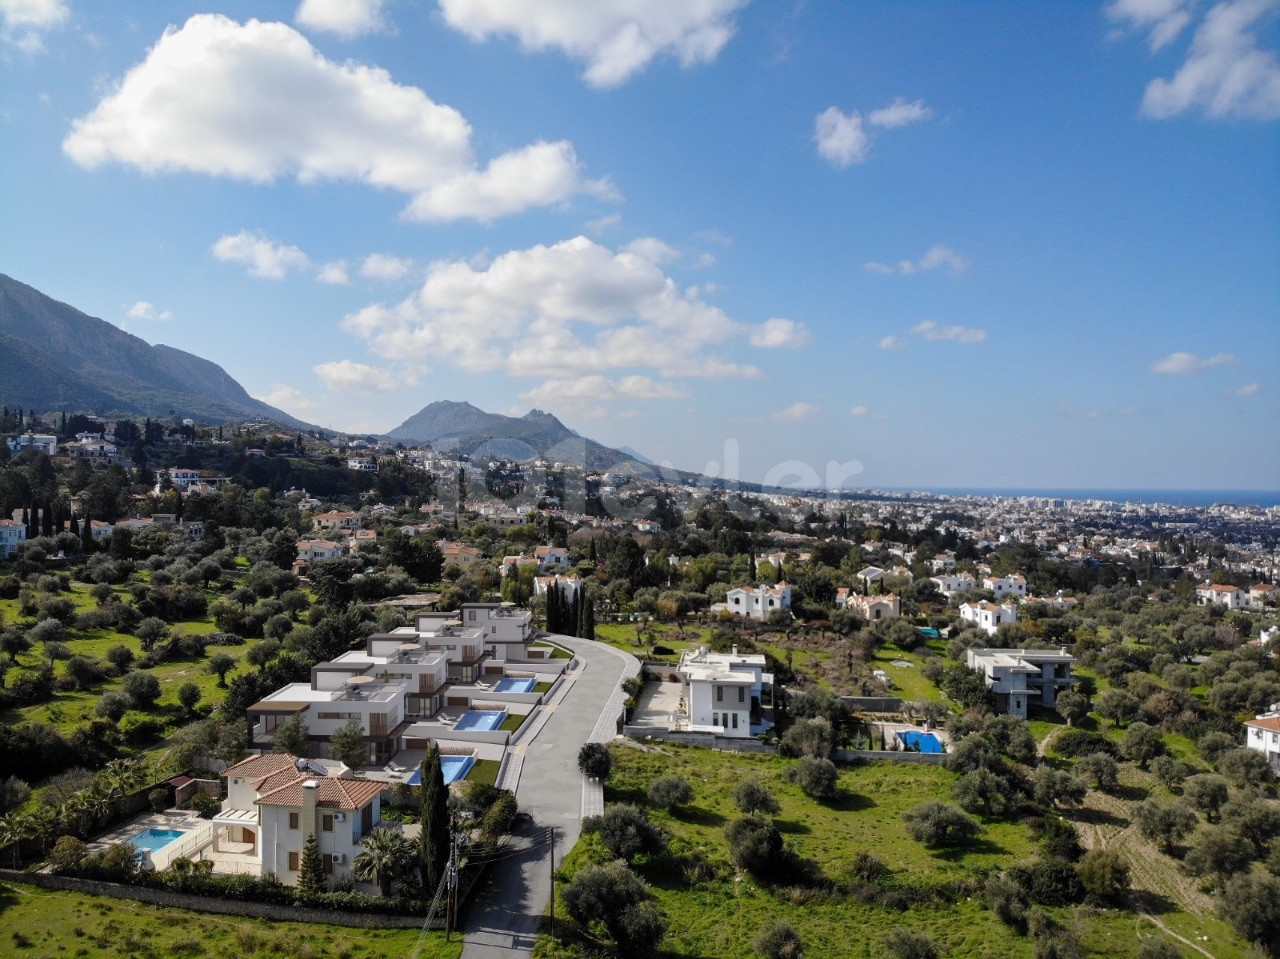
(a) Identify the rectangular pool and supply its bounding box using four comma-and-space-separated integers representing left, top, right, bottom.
494, 678, 537, 693
896, 731, 945, 754
407, 755, 475, 786
128, 828, 187, 854
454, 709, 507, 732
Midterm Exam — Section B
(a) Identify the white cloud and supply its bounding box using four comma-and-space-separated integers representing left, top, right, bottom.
257, 384, 315, 412
295, 0, 386, 38
0, 0, 66, 49
814, 107, 870, 167
314, 359, 397, 393
868, 98, 933, 128
848, 405, 869, 418
437, 0, 748, 87
622, 237, 680, 264
1231, 381, 1262, 396
772, 401, 819, 422
749, 317, 809, 349
211, 231, 311, 279
341, 234, 769, 404
316, 260, 350, 285
1107, 0, 1193, 49
1141, 0, 1280, 120
1149, 350, 1236, 373
63, 15, 606, 222
878, 334, 907, 351
864, 243, 968, 276
126, 300, 172, 322
910, 320, 987, 344
585, 213, 622, 234
520, 373, 686, 406
361, 252, 413, 280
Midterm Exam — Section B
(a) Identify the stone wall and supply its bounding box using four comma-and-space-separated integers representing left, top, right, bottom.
0, 869, 439, 929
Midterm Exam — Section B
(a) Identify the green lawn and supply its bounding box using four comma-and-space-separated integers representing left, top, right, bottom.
869, 643, 946, 703
537, 742, 1248, 959
467, 759, 500, 787
0, 880, 459, 959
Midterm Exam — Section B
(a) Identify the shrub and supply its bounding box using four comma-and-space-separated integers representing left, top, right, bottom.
562, 859, 663, 955
647, 774, 694, 812
1053, 729, 1118, 759
122, 671, 162, 709
104, 644, 135, 674
883, 928, 939, 959
902, 801, 980, 848
985, 871, 1028, 929
1216, 747, 1272, 788
792, 756, 838, 801
614, 900, 666, 958
1136, 937, 1183, 959
191, 792, 221, 819
754, 919, 804, 959
725, 814, 784, 876
734, 779, 780, 815
1077, 848, 1129, 904
95, 691, 130, 722
1009, 857, 1085, 906
1075, 752, 1120, 792
1033, 767, 1086, 810
578, 742, 612, 780
481, 792, 519, 837
1030, 817, 1084, 861
846, 851, 890, 884
1219, 873, 1280, 953
49, 835, 89, 874
780, 717, 834, 759
591, 804, 666, 862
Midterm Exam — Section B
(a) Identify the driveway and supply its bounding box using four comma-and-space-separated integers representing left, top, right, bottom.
460, 636, 639, 959
628, 679, 682, 731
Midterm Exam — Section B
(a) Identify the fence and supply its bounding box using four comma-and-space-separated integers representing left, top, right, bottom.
151, 822, 216, 871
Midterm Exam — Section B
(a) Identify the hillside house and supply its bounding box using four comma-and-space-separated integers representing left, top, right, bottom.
984, 574, 1028, 598
848, 593, 900, 622
959, 600, 1019, 636
931, 572, 978, 598
0, 519, 26, 559
721, 582, 792, 621
1244, 710, 1280, 772
1196, 583, 1248, 610
966, 647, 1075, 718
677, 645, 772, 738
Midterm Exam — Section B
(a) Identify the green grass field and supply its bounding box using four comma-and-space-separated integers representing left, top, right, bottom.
536, 742, 1247, 959
0, 881, 459, 959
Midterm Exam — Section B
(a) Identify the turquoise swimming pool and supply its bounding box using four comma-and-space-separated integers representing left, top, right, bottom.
407, 754, 475, 786
454, 709, 506, 732
494, 677, 537, 693
129, 828, 187, 854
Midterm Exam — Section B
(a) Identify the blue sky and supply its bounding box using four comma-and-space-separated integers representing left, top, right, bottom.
1, 0, 1277, 490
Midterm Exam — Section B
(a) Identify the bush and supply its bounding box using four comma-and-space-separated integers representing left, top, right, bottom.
985, 871, 1028, 929
590, 804, 666, 862
95, 691, 130, 722
104, 644, 135, 674
148, 787, 170, 812
1009, 857, 1085, 906
792, 756, 838, 801
647, 774, 694, 813
1053, 729, 1118, 759
734, 779, 780, 815
902, 801, 980, 848
725, 813, 784, 876
780, 717, 834, 759
1077, 848, 1129, 904
121, 671, 162, 709
48, 835, 88, 874
578, 742, 612, 780
191, 792, 221, 819
562, 859, 663, 955
754, 919, 804, 959
1136, 937, 1183, 959
883, 928, 939, 959
481, 792, 518, 837
1216, 747, 1272, 788
614, 900, 666, 958
1030, 817, 1084, 861
1219, 872, 1280, 954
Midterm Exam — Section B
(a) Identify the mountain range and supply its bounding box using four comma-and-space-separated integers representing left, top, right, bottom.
0, 273, 310, 428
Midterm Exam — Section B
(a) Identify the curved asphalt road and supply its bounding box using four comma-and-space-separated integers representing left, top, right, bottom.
460, 635, 639, 959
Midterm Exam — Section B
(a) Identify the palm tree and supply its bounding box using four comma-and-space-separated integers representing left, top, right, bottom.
82, 788, 115, 833
0, 815, 28, 867
353, 827, 415, 897
29, 805, 59, 855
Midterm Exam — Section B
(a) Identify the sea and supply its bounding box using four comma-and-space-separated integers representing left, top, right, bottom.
891, 488, 1280, 509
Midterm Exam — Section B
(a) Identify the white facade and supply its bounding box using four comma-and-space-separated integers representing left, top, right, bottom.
960, 600, 1019, 636
984, 574, 1028, 598
966, 647, 1075, 718
724, 582, 792, 621
5, 433, 57, 455
0, 519, 26, 559
1196, 583, 1248, 609
677, 646, 770, 738
931, 572, 978, 598
848, 594, 900, 622
1244, 713, 1280, 772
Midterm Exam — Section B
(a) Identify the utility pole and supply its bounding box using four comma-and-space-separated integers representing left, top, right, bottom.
445, 825, 458, 940
549, 825, 556, 937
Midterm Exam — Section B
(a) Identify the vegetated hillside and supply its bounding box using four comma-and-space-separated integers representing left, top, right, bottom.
0, 273, 311, 427
387, 400, 651, 471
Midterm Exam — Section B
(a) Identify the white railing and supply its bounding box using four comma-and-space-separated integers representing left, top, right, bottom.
152, 822, 216, 871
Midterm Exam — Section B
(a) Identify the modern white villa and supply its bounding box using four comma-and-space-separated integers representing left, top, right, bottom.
965, 647, 1075, 718
676, 645, 772, 738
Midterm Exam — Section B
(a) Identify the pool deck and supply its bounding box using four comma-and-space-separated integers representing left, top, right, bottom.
91, 809, 203, 853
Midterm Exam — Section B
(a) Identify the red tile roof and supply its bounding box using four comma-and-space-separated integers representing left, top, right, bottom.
256, 775, 386, 810
1247, 717, 1280, 732
221, 753, 300, 781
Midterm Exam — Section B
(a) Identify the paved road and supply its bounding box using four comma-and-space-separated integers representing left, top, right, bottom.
460, 637, 639, 959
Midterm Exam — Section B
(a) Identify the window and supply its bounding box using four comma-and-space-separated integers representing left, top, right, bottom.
362, 803, 373, 833
322, 814, 333, 832
712, 713, 719, 727
716, 686, 723, 703
732, 713, 739, 729
288, 851, 300, 871
288, 812, 299, 830
738, 687, 745, 703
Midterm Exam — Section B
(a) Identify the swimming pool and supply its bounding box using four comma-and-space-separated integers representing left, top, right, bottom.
896, 731, 945, 753
454, 709, 507, 732
407, 754, 475, 786
917, 627, 941, 638
128, 828, 187, 854
494, 678, 537, 693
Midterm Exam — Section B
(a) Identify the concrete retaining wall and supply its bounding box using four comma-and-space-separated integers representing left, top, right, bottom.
840, 696, 906, 712
0, 869, 438, 929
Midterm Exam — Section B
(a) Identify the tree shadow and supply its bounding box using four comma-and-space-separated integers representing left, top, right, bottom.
1069, 806, 1126, 828
774, 818, 812, 835
826, 790, 875, 812
1113, 783, 1148, 802
933, 836, 1009, 860
674, 805, 725, 828
1129, 888, 1177, 916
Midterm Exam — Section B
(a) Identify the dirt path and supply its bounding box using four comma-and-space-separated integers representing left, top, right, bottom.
1037, 724, 1066, 758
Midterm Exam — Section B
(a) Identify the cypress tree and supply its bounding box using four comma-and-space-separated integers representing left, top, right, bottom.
69, 516, 79, 538
581, 585, 595, 640
569, 589, 582, 639
41, 502, 54, 537
81, 517, 94, 554
419, 743, 449, 897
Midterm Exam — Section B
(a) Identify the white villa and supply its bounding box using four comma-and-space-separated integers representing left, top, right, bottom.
719, 582, 792, 621
5, 433, 57, 455
202, 753, 387, 889
847, 593, 900, 622
960, 600, 1019, 636
1244, 709, 1280, 772
677, 645, 772, 738
931, 572, 978, 598
983, 574, 1028, 598
965, 647, 1075, 718
1196, 583, 1248, 610
0, 518, 26, 559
